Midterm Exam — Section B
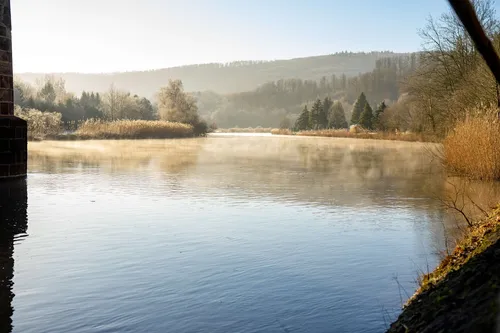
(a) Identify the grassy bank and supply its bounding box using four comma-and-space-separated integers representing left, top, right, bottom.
274, 128, 440, 143
387, 205, 500, 332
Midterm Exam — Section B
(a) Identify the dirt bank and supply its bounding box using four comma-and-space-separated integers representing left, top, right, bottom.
387, 209, 500, 333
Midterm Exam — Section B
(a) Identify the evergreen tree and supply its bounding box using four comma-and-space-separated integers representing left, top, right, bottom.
294, 105, 310, 131
309, 99, 323, 129
350, 92, 367, 125
359, 101, 374, 130
329, 101, 348, 129
373, 101, 387, 130
319, 97, 332, 129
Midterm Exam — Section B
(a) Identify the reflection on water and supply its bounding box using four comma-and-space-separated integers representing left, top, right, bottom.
0, 179, 28, 333
15, 135, 500, 333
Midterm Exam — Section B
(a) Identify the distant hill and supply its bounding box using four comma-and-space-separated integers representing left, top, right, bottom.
15, 51, 408, 97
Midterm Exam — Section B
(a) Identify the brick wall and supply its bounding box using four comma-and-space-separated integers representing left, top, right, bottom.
0, 0, 13, 116
0, 116, 27, 178
0, 0, 27, 179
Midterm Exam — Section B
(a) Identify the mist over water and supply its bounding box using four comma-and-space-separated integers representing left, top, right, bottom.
7, 135, 500, 332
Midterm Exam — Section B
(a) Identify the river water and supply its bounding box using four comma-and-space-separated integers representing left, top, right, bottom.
2, 134, 499, 333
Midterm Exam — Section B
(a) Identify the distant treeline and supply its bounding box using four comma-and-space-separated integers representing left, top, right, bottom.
14, 78, 209, 135
194, 53, 418, 128
13, 53, 417, 130
14, 77, 157, 125
16, 51, 405, 96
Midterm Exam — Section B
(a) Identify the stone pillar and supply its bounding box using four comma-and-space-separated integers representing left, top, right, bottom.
0, 0, 27, 179
0, 0, 13, 116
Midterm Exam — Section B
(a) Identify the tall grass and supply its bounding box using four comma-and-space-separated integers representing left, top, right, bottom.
14, 107, 62, 140
270, 128, 293, 135
75, 119, 194, 139
443, 115, 500, 180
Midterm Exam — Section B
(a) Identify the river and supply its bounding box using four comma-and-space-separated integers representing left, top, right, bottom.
2, 134, 499, 333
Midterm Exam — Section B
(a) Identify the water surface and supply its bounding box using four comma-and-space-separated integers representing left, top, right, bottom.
3, 135, 498, 333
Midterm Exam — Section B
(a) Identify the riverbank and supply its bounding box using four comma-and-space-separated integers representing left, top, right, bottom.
217, 127, 440, 143
29, 120, 209, 141
387, 205, 500, 333
292, 129, 440, 143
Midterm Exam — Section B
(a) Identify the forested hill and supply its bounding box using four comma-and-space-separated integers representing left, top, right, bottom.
15, 51, 408, 97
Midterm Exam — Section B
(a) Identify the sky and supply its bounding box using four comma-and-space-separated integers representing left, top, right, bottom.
11, 0, 495, 74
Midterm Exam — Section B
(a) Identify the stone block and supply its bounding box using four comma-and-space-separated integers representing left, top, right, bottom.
9, 139, 23, 151
0, 115, 27, 179
0, 37, 11, 53
0, 75, 12, 89
0, 127, 13, 138
0, 139, 8, 152
0, 51, 11, 63
0, 117, 9, 127
0, 165, 9, 178
0, 89, 12, 102
0, 152, 14, 164
0, 62, 11, 76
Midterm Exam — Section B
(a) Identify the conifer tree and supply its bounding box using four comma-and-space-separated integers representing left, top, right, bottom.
294, 105, 310, 131
373, 101, 387, 130
329, 101, 348, 129
359, 101, 374, 130
350, 92, 367, 125
309, 99, 323, 129
320, 97, 332, 129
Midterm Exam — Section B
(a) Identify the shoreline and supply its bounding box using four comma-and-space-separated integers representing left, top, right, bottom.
387, 206, 500, 332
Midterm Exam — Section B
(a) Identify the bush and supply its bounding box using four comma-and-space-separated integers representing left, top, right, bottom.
443, 113, 500, 180
14, 106, 62, 140
192, 119, 209, 136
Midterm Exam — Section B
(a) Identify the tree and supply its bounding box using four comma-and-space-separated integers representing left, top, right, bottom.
14, 78, 35, 108
373, 101, 387, 130
101, 84, 129, 120
294, 105, 310, 131
359, 101, 374, 130
329, 101, 348, 129
157, 79, 199, 125
135, 97, 156, 120
403, 0, 500, 134
350, 92, 367, 125
37, 80, 56, 105
319, 97, 332, 129
309, 99, 323, 129
80, 91, 104, 119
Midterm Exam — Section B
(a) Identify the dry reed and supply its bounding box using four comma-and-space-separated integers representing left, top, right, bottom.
75, 119, 194, 139
443, 116, 500, 180
270, 128, 293, 135
296, 129, 438, 142
215, 127, 273, 133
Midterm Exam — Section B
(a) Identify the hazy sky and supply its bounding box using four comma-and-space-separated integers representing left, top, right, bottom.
11, 0, 494, 73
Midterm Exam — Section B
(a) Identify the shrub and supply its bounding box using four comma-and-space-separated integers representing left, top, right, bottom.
14, 106, 62, 140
